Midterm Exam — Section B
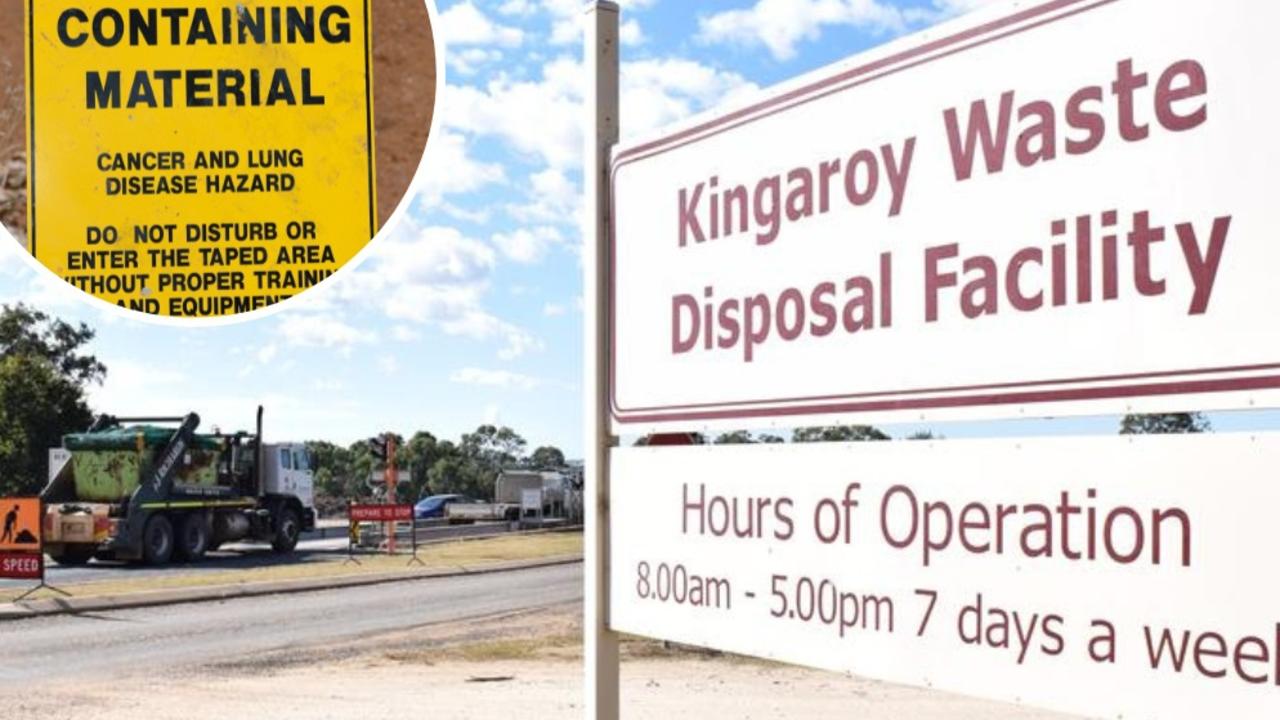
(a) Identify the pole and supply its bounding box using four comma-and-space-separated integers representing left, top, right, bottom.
585, 3, 620, 719
408, 508, 423, 567
344, 500, 360, 566
386, 434, 397, 555
15, 500, 69, 602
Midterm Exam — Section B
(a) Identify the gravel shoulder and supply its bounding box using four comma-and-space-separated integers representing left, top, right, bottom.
6, 603, 1083, 720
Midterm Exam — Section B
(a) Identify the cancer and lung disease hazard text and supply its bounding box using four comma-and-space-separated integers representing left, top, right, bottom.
25, 2, 378, 318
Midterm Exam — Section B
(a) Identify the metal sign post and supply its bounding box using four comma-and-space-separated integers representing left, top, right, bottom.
343, 500, 361, 566
584, 3, 620, 719
385, 435, 398, 556
407, 516, 423, 567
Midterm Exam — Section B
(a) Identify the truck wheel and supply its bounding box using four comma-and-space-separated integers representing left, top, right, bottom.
176, 514, 211, 562
51, 546, 94, 566
272, 507, 301, 553
142, 515, 175, 565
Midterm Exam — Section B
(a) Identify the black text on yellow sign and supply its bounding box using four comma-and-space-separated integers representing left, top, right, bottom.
26, 1, 378, 319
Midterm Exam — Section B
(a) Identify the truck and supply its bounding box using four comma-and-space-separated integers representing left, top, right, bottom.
444, 470, 570, 523
39, 407, 316, 566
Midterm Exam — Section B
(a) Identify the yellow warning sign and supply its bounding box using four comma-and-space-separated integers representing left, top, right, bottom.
0, 498, 41, 552
25, 1, 377, 318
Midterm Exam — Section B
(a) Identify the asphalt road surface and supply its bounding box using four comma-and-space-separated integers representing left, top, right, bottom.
0, 522, 516, 588
0, 562, 582, 687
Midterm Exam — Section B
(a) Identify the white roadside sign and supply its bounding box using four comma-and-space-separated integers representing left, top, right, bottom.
610, 434, 1280, 719
610, 0, 1280, 427
367, 469, 410, 490
522, 488, 543, 514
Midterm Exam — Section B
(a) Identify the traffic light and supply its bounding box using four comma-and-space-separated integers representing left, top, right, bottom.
367, 435, 387, 462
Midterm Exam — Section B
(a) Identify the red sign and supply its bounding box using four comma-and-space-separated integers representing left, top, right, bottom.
0, 552, 43, 580
350, 504, 413, 522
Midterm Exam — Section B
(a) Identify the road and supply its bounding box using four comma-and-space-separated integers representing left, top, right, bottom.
0, 562, 582, 686
0, 521, 519, 588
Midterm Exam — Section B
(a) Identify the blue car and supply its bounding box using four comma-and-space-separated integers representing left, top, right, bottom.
414, 494, 469, 520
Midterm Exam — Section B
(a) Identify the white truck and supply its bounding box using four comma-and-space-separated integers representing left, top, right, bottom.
40, 407, 316, 565
445, 470, 569, 523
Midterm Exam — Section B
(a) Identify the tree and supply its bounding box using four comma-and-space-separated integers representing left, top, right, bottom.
0, 304, 105, 385
402, 431, 441, 497
346, 439, 378, 498
713, 430, 755, 445
529, 445, 566, 469
427, 454, 490, 500
0, 305, 103, 496
757, 434, 786, 444
1120, 413, 1211, 435
907, 430, 942, 440
0, 356, 94, 495
792, 425, 889, 443
461, 425, 527, 468
306, 441, 359, 498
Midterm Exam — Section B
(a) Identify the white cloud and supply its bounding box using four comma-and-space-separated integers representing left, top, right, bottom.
391, 325, 422, 342
543, 302, 566, 317
445, 58, 583, 171
483, 403, 504, 424
377, 355, 400, 375
441, 1, 525, 47
930, 0, 1004, 15
697, 0, 1006, 60
323, 222, 543, 361
493, 225, 564, 264
416, 129, 505, 208
451, 48, 504, 76
620, 19, 646, 46
445, 56, 756, 176
498, 0, 535, 16
256, 344, 279, 364
543, 0, 657, 45
509, 168, 581, 226
0, 236, 93, 313
698, 0, 907, 61
622, 58, 761, 139
280, 315, 376, 353
451, 367, 543, 391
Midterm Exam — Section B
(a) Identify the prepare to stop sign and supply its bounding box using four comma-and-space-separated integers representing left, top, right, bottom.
25, 1, 380, 319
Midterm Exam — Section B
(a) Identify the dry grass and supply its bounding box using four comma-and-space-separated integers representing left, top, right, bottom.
385, 633, 583, 665
380, 627, 780, 670
1, 532, 582, 603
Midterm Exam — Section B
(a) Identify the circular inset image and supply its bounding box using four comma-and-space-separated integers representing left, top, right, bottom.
0, 0, 440, 322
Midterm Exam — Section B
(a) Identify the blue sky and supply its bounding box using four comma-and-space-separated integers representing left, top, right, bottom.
2, 0, 1274, 456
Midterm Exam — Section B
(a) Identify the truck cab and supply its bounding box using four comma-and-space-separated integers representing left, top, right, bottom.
264, 443, 316, 529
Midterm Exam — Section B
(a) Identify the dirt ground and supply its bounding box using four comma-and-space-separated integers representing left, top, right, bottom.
7, 604, 1082, 720
0, 0, 436, 244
